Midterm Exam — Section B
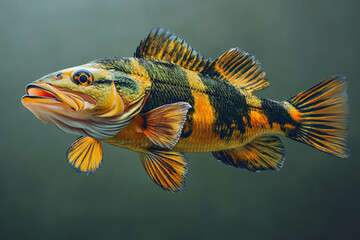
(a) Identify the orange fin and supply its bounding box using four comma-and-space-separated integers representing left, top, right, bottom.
141, 102, 191, 149
212, 136, 285, 172
135, 28, 212, 72
67, 137, 103, 175
285, 75, 349, 158
139, 150, 188, 192
204, 48, 269, 94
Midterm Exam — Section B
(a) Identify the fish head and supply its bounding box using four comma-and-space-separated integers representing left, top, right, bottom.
22, 62, 149, 139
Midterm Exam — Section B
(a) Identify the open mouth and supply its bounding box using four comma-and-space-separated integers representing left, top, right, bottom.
24, 83, 62, 102
22, 83, 96, 111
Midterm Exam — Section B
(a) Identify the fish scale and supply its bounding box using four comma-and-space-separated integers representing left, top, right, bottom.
22, 28, 349, 192
102, 57, 301, 153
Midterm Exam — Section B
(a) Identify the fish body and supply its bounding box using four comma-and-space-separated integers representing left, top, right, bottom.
22, 29, 349, 192
100, 57, 294, 154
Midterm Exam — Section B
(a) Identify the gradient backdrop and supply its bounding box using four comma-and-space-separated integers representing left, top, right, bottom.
1, 0, 359, 239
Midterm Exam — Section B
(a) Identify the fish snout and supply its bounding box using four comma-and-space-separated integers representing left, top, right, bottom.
22, 83, 96, 111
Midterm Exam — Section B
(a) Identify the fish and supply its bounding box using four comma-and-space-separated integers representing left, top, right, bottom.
22, 28, 349, 192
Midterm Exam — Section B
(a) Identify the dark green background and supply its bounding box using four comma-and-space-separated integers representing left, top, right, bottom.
1, 0, 359, 239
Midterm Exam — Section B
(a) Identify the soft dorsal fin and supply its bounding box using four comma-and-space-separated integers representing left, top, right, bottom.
203, 48, 269, 94
134, 28, 212, 72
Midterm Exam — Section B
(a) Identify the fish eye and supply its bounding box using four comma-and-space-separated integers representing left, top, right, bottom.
71, 70, 93, 86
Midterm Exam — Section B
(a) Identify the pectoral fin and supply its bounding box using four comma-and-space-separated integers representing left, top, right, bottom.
67, 136, 103, 175
212, 136, 285, 172
141, 102, 191, 149
139, 150, 188, 192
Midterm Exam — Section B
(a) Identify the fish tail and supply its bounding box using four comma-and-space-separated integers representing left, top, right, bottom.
284, 75, 349, 158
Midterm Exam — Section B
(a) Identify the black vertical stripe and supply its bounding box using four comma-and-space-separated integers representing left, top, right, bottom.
198, 74, 251, 140
260, 98, 300, 134
138, 59, 195, 138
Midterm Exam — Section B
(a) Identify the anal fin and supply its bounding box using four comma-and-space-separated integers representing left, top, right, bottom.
139, 150, 188, 192
212, 136, 285, 172
67, 136, 103, 175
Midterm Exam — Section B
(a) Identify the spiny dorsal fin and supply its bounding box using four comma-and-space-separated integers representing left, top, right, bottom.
212, 135, 285, 172
203, 48, 269, 94
134, 28, 212, 72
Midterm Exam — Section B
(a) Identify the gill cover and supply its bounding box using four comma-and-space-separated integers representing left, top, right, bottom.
81, 80, 147, 140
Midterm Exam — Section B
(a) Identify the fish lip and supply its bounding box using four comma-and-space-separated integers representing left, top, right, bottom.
23, 83, 62, 102
22, 83, 96, 111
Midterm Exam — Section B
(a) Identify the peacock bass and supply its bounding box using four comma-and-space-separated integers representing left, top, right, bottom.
22, 29, 349, 192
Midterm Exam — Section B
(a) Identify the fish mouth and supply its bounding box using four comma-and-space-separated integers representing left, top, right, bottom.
22, 83, 96, 111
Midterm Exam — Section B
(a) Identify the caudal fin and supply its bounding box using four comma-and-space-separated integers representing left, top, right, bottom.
285, 75, 349, 158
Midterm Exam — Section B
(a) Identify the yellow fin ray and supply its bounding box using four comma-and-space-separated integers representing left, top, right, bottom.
212, 136, 285, 172
139, 150, 188, 192
204, 48, 269, 93
67, 137, 103, 175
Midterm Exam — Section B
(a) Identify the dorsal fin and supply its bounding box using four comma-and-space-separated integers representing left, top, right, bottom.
134, 28, 212, 72
203, 48, 270, 94
136, 29, 269, 94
